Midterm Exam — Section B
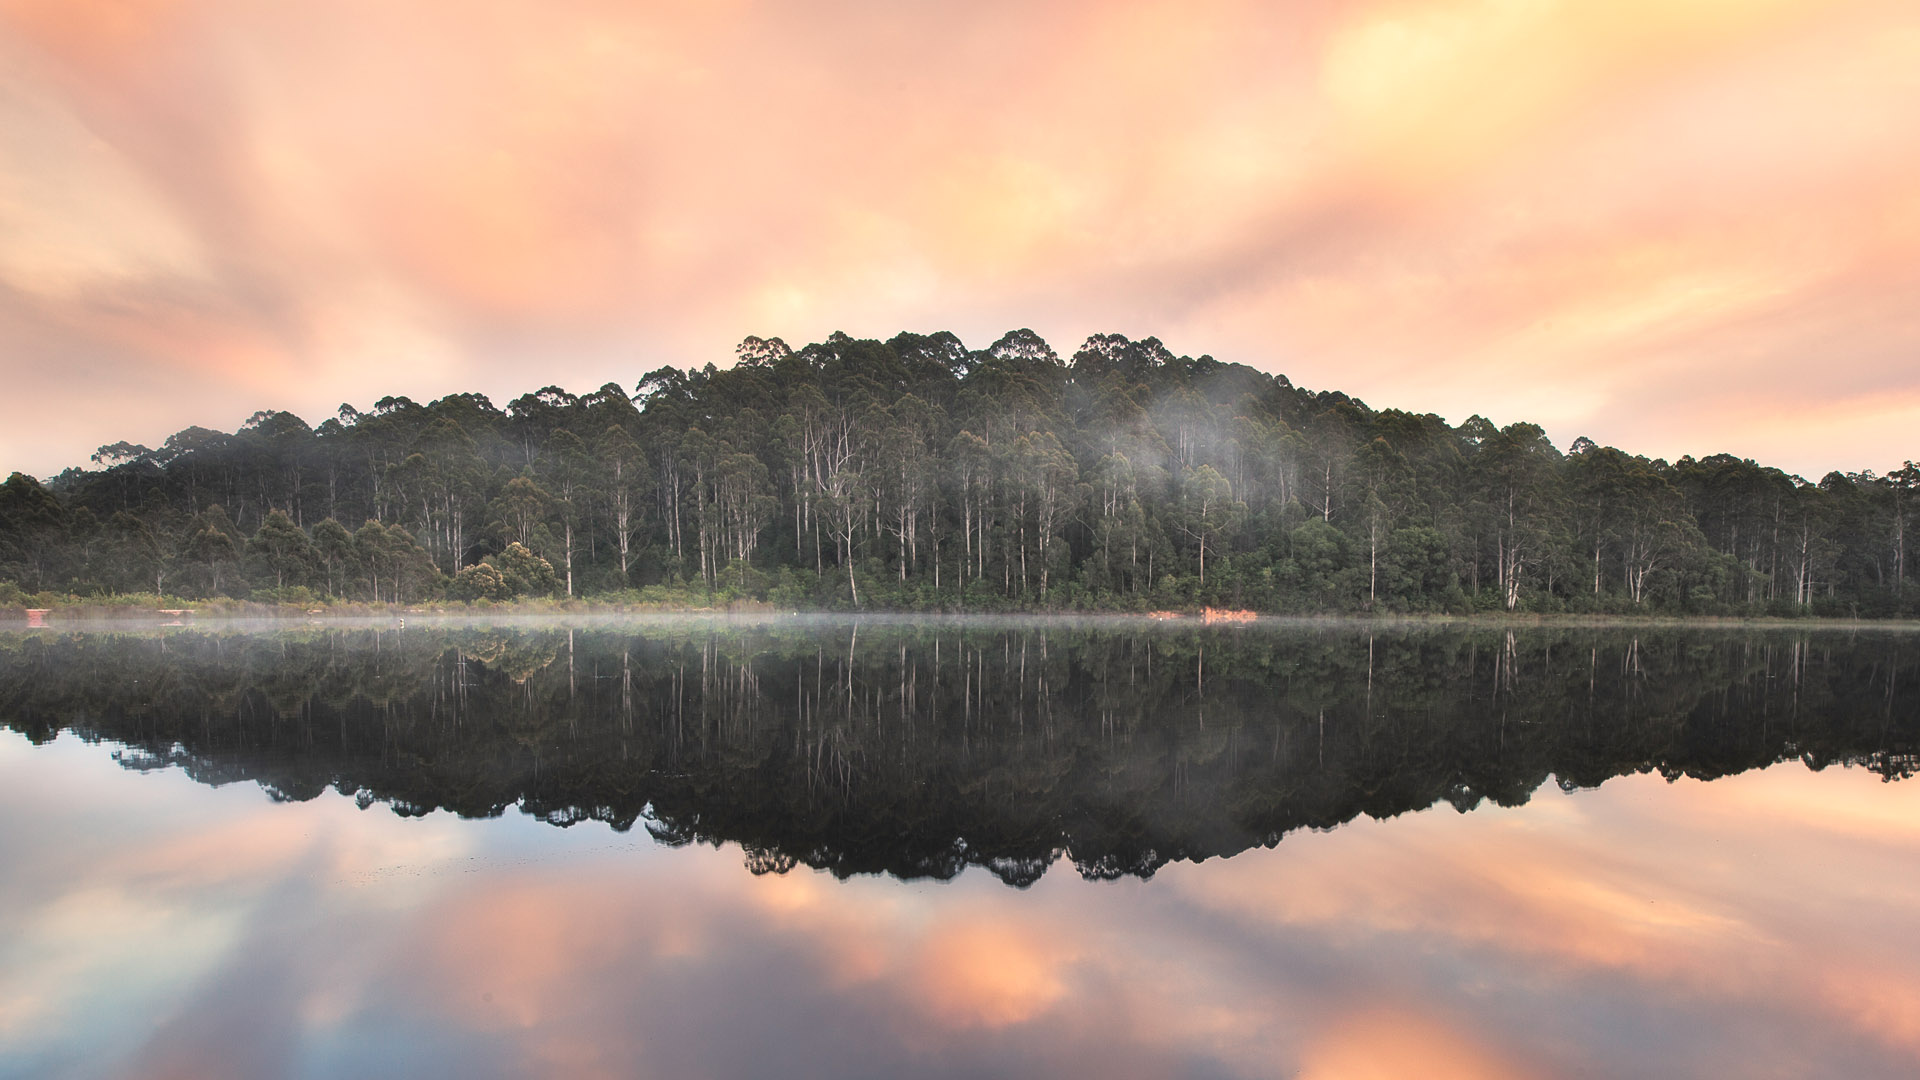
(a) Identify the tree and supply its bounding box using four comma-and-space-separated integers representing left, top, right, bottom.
489, 542, 559, 598
408, 417, 485, 572
450, 562, 510, 601
1286, 518, 1350, 606
949, 430, 992, 601
540, 430, 593, 596
1612, 463, 1698, 605
713, 449, 774, 586
103, 511, 169, 595
596, 425, 650, 586
493, 476, 553, 552
1891, 461, 1918, 599
1018, 432, 1081, 599
182, 507, 243, 596
735, 335, 792, 366
312, 518, 357, 598
1089, 451, 1149, 597
1566, 445, 1701, 606
790, 399, 865, 607
11, 325, 1916, 618
1786, 482, 1840, 608
247, 510, 318, 589
1355, 436, 1417, 609
1469, 422, 1563, 611
0, 472, 69, 591
873, 396, 942, 584
1384, 526, 1453, 610
90, 442, 153, 468
352, 521, 436, 603
1179, 465, 1241, 589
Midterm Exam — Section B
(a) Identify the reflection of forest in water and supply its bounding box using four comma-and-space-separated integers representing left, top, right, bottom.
3, 620, 1916, 885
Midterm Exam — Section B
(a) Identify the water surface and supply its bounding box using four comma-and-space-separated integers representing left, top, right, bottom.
3, 618, 1918, 1078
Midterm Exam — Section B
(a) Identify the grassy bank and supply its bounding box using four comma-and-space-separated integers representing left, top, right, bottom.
4, 587, 1919, 629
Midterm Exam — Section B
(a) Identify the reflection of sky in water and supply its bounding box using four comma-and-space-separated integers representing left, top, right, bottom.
4, 730, 1919, 1079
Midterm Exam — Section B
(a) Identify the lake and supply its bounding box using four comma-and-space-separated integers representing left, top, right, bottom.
2, 616, 1918, 1078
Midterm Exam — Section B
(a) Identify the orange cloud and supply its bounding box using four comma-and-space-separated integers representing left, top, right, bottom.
2, 0, 1918, 476
1296, 1008, 1541, 1080
913, 919, 1074, 1029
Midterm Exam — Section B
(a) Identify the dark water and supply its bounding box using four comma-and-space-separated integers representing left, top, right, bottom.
2, 617, 1919, 1078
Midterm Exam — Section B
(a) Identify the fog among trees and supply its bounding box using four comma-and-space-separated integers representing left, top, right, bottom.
3, 329, 1916, 615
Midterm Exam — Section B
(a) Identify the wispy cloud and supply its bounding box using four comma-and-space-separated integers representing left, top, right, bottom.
2, 0, 1916, 475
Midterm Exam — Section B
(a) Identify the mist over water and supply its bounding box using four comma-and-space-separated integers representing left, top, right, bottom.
3, 617, 1919, 1077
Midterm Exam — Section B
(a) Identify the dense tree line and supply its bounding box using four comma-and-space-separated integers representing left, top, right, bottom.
4, 329, 1917, 614
3, 622, 1913, 883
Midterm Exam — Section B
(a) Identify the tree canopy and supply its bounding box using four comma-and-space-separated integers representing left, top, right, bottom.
4, 329, 1915, 615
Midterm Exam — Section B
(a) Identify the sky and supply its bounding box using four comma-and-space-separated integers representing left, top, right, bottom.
2, 0, 1917, 479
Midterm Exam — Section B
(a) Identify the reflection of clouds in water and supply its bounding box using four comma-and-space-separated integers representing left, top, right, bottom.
1166, 766, 1920, 1074
1295, 1010, 1540, 1080
913, 920, 1074, 1029
0, 731, 482, 1074
6, 729, 1920, 1078
0, 883, 238, 1055
1176, 805, 1769, 981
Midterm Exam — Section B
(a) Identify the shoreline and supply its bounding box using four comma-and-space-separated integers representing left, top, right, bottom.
6, 600, 1920, 632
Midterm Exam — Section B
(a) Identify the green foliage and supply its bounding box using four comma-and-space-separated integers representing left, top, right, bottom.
351, 521, 438, 603
7, 330, 1917, 615
487, 542, 559, 598
1284, 518, 1351, 607
246, 509, 319, 589
249, 584, 319, 605
450, 562, 510, 602
181, 507, 244, 596
311, 518, 356, 596
0, 472, 68, 591
1384, 525, 1454, 611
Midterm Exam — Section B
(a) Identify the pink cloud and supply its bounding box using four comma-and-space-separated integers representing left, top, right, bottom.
1, 0, 1916, 476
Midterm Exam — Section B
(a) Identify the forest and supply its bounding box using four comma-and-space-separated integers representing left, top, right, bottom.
2, 329, 1916, 615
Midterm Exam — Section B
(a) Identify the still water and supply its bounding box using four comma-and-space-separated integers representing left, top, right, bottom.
2, 617, 1918, 1078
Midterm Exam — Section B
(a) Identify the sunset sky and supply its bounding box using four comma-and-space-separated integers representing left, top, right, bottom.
2, 0, 1917, 479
